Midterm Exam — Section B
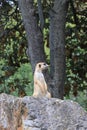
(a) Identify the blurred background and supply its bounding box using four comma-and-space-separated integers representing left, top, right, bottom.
0, 0, 87, 110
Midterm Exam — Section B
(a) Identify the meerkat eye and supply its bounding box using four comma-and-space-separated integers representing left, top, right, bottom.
39, 64, 41, 68
43, 63, 46, 66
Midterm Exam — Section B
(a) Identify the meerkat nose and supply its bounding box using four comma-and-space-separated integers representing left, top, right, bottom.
47, 64, 50, 66
45, 64, 50, 68
47, 65, 49, 67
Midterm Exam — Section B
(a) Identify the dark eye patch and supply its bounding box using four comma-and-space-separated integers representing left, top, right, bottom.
39, 64, 41, 68
43, 63, 46, 66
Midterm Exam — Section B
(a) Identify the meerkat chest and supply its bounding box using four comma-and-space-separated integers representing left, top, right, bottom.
34, 71, 48, 92
34, 72, 45, 81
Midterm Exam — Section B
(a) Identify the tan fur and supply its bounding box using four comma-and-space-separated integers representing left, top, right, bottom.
33, 62, 51, 98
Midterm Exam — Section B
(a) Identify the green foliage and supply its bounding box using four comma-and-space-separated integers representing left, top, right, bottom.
0, 0, 87, 110
64, 1, 87, 110
65, 90, 87, 111
0, 63, 33, 96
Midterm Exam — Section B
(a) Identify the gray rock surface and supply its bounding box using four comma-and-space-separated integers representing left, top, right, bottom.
0, 93, 87, 130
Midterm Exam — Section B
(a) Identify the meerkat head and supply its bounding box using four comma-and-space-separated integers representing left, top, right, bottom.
35, 62, 49, 72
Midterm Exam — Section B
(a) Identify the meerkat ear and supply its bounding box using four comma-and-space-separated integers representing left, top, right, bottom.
39, 64, 41, 68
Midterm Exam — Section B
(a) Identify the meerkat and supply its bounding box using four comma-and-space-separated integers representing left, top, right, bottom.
33, 62, 51, 98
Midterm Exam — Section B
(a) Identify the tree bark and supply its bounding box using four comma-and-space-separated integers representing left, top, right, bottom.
18, 0, 69, 99
37, 0, 44, 30
18, 0, 46, 71
49, 0, 68, 99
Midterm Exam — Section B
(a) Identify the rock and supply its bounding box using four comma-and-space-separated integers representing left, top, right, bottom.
0, 93, 87, 130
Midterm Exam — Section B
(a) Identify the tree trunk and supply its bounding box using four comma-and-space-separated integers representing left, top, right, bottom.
18, 0, 46, 71
49, 0, 68, 99
18, 0, 69, 99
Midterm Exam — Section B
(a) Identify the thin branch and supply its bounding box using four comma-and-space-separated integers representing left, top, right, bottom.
37, 0, 44, 31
